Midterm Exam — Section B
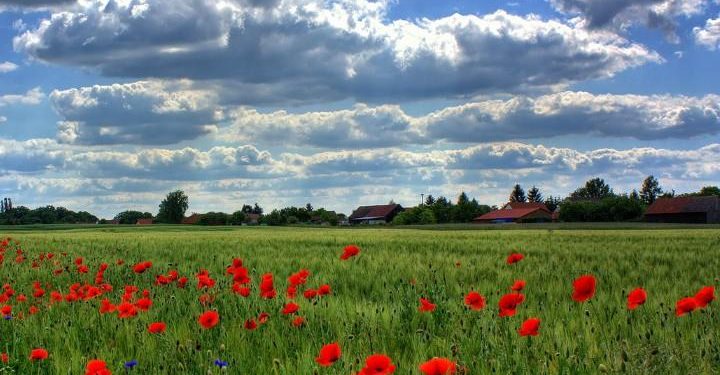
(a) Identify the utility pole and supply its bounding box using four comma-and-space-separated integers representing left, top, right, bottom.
420, 193, 424, 207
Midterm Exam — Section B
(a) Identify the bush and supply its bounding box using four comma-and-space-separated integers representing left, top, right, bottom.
197, 212, 230, 226
559, 196, 644, 222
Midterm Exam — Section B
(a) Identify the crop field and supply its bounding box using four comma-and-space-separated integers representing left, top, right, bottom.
0, 226, 719, 374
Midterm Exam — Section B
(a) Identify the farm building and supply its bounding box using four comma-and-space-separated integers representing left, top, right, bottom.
473, 202, 552, 224
182, 214, 203, 225
349, 204, 404, 225
136, 218, 153, 225
644, 196, 720, 224
245, 213, 261, 225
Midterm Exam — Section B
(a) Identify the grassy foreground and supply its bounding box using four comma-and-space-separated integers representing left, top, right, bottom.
1, 226, 719, 374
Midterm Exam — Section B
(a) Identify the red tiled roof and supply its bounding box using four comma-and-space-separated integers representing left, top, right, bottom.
502, 202, 551, 212
645, 196, 719, 215
136, 218, 153, 225
474, 207, 543, 221
182, 214, 203, 225
349, 204, 402, 220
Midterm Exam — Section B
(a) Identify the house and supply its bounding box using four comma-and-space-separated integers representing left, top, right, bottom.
349, 204, 404, 225
644, 196, 720, 224
182, 213, 203, 225
245, 213, 261, 225
136, 218, 153, 225
473, 202, 552, 224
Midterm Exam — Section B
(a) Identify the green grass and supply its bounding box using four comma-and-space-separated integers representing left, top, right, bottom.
0, 226, 719, 374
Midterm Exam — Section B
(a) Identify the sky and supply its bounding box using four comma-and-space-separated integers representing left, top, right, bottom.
0, 0, 719, 219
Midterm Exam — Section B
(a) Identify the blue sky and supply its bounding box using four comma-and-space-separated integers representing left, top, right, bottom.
0, 0, 719, 218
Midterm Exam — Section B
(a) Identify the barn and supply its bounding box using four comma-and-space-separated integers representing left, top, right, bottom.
473, 202, 552, 224
644, 196, 720, 224
136, 218, 153, 225
349, 204, 404, 225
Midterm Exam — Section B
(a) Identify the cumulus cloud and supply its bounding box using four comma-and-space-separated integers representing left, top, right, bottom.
549, 0, 712, 41
51, 81, 223, 145
694, 15, 720, 50
14, 1, 660, 103
0, 87, 45, 106
222, 92, 720, 148
2, 138, 720, 217
0, 61, 18, 73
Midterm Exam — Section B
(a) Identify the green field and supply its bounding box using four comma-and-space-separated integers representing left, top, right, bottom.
1, 226, 719, 374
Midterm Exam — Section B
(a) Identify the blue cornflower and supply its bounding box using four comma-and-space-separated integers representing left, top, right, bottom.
124, 359, 138, 370
3, 315, 11, 320
214, 359, 228, 368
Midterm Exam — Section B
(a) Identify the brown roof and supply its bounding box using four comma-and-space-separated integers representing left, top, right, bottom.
136, 218, 153, 225
474, 207, 545, 221
645, 196, 719, 215
502, 202, 551, 212
182, 214, 203, 225
349, 204, 402, 220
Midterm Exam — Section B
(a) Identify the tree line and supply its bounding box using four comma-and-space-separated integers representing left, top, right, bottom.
507, 176, 720, 222
392, 192, 493, 225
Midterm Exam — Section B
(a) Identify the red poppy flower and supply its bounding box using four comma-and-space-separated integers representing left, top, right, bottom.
506, 253, 524, 264
510, 280, 526, 292
233, 283, 251, 297
694, 286, 715, 308
288, 269, 310, 286
518, 317, 541, 336
148, 322, 166, 334
198, 310, 219, 329
0, 353, 7, 363
358, 354, 396, 375
292, 316, 305, 327
282, 302, 300, 315
318, 284, 331, 296
340, 245, 360, 260
259, 273, 276, 299
464, 291, 486, 311
676, 297, 698, 317
419, 357, 456, 375
303, 289, 318, 299
286, 286, 297, 299
315, 343, 341, 367
258, 312, 270, 324
627, 288, 647, 310
419, 298, 436, 313
0, 305, 10, 316
572, 275, 596, 302
177, 277, 188, 288
29, 348, 48, 361
85, 359, 111, 375
244, 319, 258, 330
29, 306, 39, 315
99, 298, 115, 314
135, 297, 152, 311
498, 293, 525, 317
132, 261, 152, 274
116, 302, 137, 318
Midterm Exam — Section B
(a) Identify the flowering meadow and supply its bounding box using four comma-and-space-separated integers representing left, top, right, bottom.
0, 226, 719, 374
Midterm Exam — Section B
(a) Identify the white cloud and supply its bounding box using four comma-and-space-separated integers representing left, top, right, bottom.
550, 0, 711, 41
694, 15, 720, 50
0, 61, 18, 73
2, 138, 719, 217
0, 87, 45, 106
222, 91, 720, 148
51, 81, 223, 145
14, 2, 661, 104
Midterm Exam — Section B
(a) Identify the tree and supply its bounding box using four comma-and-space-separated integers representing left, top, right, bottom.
699, 186, 720, 196
629, 190, 640, 201
114, 211, 152, 225
230, 211, 246, 225
252, 203, 263, 215
509, 184, 526, 202
544, 196, 561, 212
570, 178, 614, 200
457, 192, 469, 205
241, 204, 254, 214
305, 203, 313, 212
527, 186, 542, 203
640, 175, 662, 205
157, 190, 189, 224
424, 195, 436, 206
